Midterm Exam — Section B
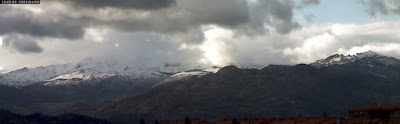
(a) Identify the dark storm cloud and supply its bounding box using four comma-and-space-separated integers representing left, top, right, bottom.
66, 0, 176, 10
106, 0, 250, 32
91, 0, 250, 43
0, 0, 303, 46
1, 0, 303, 45
362, 0, 400, 17
100, 0, 300, 40
184, 0, 300, 36
177, 0, 250, 27
0, 6, 86, 40
252, 0, 300, 34
2, 35, 43, 54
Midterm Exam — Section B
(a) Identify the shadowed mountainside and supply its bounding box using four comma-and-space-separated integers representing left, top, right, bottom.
0, 77, 160, 115
0, 109, 110, 124
90, 53, 400, 123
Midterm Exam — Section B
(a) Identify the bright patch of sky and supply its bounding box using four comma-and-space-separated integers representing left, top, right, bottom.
247, 0, 258, 3
297, 0, 400, 26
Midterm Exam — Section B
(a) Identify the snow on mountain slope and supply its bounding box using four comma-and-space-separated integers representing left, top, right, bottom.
3, 51, 395, 88
0, 58, 218, 88
43, 72, 117, 86
310, 51, 396, 68
0, 69, 10, 74
154, 66, 220, 87
311, 54, 356, 68
0, 64, 73, 87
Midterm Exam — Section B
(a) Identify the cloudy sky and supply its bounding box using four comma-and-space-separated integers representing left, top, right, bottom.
1, 0, 400, 70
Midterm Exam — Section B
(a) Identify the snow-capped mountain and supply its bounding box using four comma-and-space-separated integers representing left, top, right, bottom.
0, 64, 73, 87
0, 58, 220, 88
310, 51, 399, 68
154, 66, 220, 87
3, 51, 396, 88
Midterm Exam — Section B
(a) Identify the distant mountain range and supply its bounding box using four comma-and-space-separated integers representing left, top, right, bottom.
0, 58, 219, 116
82, 51, 400, 123
0, 58, 219, 88
1, 51, 400, 124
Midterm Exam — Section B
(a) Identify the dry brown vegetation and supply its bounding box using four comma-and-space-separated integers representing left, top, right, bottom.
161, 117, 400, 124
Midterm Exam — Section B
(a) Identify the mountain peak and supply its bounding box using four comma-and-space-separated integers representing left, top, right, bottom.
355, 50, 379, 59
310, 51, 394, 68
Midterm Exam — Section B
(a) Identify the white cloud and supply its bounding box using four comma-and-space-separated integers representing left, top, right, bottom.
192, 21, 400, 67
0, 36, 3, 47
284, 31, 337, 63
283, 22, 400, 63
84, 28, 108, 42
341, 43, 400, 57
114, 43, 120, 48
200, 25, 234, 66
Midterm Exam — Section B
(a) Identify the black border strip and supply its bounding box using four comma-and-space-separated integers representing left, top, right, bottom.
0, 0, 40, 4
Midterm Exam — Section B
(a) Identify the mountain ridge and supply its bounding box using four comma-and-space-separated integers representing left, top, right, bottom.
1, 51, 396, 88
310, 51, 399, 68
86, 51, 400, 123
0, 59, 219, 88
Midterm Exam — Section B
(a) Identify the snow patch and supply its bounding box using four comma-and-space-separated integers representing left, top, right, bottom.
154, 67, 220, 87
311, 51, 387, 68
